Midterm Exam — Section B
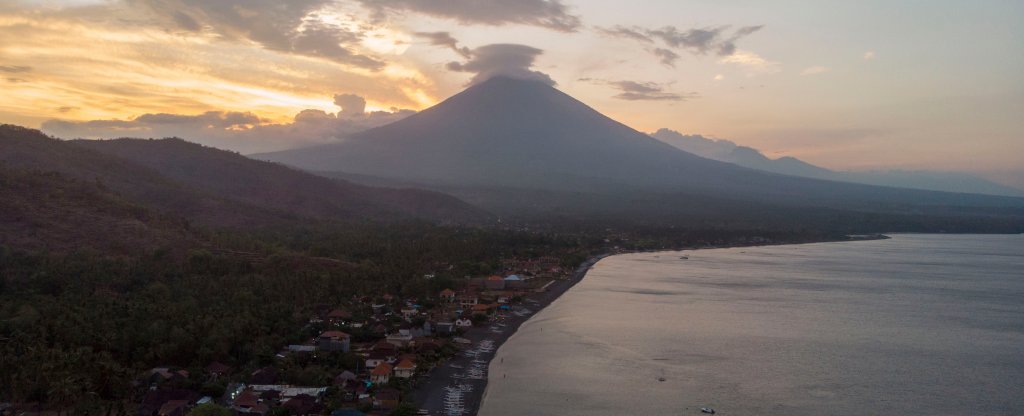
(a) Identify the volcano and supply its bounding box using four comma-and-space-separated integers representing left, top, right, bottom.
256, 76, 1024, 228
257, 76, 771, 194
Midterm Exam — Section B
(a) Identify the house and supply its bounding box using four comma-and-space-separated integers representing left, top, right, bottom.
157, 400, 190, 416
455, 318, 473, 328
244, 386, 327, 404
231, 390, 264, 413
400, 307, 418, 320
147, 367, 189, 384
457, 294, 479, 309
333, 370, 358, 386
138, 390, 200, 416
485, 275, 506, 290
373, 340, 398, 353
318, 330, 351, 352
435, 321, 455, 335
205, 362, 230, 380
326, 308, 352, 325
365, 351, 391, 369
370, 362, 392, 384
504, 274, 525, 289
394, 359, 417, 378
338, 379, 364, 402
373, 388, 400, 410
472, 303, 494, 315
440, 288, 456, 302
281, 394, 322, 416
287, 344, 317, 354
385, 329, 413, 348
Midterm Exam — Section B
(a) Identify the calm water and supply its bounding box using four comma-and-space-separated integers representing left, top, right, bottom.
479, 234, 1024, 415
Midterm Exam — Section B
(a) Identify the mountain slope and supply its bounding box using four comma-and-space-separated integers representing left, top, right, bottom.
0, 165, 194, 253
0, 125, 491, 230
73, 137, 491, 224
0, 124, 275, 227
651, 129, 1024, 197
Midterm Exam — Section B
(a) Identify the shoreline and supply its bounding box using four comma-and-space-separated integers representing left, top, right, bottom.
410, 234, 889, 415
409, 253, 608, 415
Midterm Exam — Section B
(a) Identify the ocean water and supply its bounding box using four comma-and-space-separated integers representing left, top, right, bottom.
479, 234, 1024, 415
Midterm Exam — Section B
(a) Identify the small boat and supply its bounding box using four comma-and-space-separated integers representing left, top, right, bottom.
700, 407, 716, 414
679, 256, 688, 260
658, 377, 666, 382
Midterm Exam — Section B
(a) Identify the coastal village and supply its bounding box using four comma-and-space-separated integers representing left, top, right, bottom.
133, 256, 578, 416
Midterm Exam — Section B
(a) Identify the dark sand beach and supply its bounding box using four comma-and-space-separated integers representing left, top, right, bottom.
409, 255, 607, 415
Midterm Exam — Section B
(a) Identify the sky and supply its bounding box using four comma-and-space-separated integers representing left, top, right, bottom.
1, 0, 1022, 180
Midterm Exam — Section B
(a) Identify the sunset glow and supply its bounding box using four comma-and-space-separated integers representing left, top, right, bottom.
1, 0, 1021, 177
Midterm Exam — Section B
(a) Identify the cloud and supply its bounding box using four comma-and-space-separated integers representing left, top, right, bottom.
596, 26, 653, 43
134, 0, 385, 70
414, 31, 472, 58
800, 66, 830, 76
652, 48, 680, 67
358, 0, 581, 32
595, 80, 695, 101
650, 128, 739, 161
333, 94, 367, 118
0, 65, 32, 73
446, 44, 555, 86
41, 94, 415, 154
863, 51, 876, 60
600, 24, 764, 57
719, 50, 781, 73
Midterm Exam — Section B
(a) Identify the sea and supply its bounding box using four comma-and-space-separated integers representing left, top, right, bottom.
478, 234, 1024, 415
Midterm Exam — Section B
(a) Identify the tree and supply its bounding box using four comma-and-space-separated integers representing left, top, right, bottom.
391, 403, 418, 416
188, 403, 232, 416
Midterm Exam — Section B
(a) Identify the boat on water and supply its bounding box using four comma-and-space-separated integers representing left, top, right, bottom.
700, 407, 716, 414
679, 256, 688, 259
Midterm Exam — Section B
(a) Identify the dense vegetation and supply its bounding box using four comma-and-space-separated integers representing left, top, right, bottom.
0, 223, 560, 406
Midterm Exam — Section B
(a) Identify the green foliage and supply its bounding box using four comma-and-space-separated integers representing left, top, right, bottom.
391, 403, 419, 416
199, 381, 226, 398
0, 222, 597, 405
189, 403, 232, 416
470, 313, 489, 324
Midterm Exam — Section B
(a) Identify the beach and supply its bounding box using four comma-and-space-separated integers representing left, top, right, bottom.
409, 255, 607, 415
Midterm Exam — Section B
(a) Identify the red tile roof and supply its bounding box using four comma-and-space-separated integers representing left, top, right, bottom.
371, 363, 393, 376
158, 400, 189, 416
234, 390, 259, 408
395, 359, 416, 370
320, 330, 350, 339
